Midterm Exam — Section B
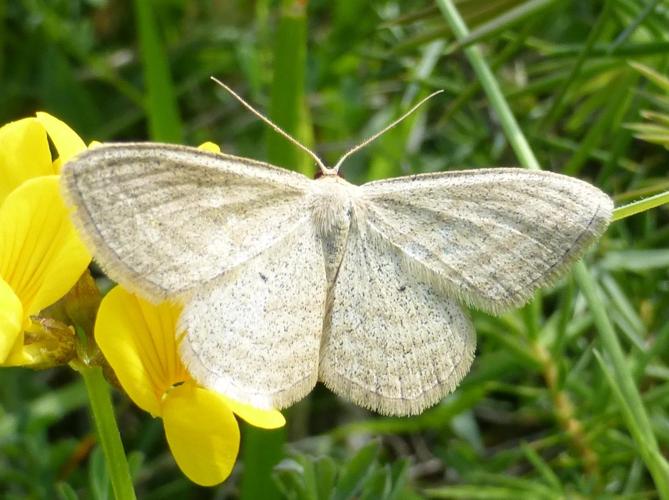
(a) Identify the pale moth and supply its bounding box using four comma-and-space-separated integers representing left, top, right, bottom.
61, 81, 613, 416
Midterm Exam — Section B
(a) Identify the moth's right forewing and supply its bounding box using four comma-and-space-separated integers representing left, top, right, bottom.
61, 143, 314, 301
360, 169, 613, 314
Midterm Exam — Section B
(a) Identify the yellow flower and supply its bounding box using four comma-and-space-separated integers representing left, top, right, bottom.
95, 286, 285, 486
198, 141, 221, 153
0, 112, 87, 203
0, 113, 90, 365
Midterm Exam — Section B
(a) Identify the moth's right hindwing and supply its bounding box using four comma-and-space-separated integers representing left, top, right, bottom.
61, 143, 314, 301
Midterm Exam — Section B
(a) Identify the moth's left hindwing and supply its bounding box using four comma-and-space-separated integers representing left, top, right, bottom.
180, 220, 327, 410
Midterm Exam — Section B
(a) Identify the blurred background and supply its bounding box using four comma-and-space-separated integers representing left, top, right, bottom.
1, 0, 669, 498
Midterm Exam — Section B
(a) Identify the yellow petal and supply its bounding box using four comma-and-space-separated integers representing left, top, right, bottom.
94, 286, 188, 417
0, 117, 54, 203
198, 142, 221, 153
35, 112, 87, 168
162, 382, 240, 486
0, 176, 90, 316
0, 277, 23, 363
222, 396, 286, 429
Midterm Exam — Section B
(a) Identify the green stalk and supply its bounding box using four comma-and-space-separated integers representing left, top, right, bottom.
133, 0, 183, 142
436, 0, 669, 496
435, 0, 540, 170
613, 190, 669, 221
267, 0, 311, 175
576, 265, 669, 493
78, 364, 136, 500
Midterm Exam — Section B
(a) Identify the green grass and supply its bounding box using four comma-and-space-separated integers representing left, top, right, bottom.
1, 0, 669, 498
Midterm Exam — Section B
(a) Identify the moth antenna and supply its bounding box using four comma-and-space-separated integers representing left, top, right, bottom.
211, 77, 330, 174
332, 89, 444, 174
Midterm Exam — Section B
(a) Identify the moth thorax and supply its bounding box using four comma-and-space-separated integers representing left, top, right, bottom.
312, 192, 352, 236
310, 191, 352, 286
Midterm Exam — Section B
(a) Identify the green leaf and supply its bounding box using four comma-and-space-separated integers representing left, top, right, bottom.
455, 0, 561, 49
274, 458, 309, 500
601, 249, 669, 272
300, 456, 319, 500
563, 71, 636, 175
435, 0, 541, 170
520, 443, 562, 491
575, 263, 669, 495
630, 62, 669, 93
386, 459, 411, 500
88, 446, 111, 500
425, 485, 550, 499
55, 482, 79, 500
314, 456, 337, 500
641, 110, 669, 126
360, 465, 390, 500
332, 440, 381, 500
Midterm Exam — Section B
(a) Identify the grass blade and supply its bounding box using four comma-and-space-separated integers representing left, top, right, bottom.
613, 190, 669, 221
435, 0, 541, 170
538, 0, 614, 127
133, 0, 183, 142
575, 263, 669, 496
455, 0, 560, 49
630, 61, 669, 93
267, 0, 312, 175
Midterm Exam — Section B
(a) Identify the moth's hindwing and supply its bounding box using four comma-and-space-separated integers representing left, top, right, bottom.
180, 220, 328, 410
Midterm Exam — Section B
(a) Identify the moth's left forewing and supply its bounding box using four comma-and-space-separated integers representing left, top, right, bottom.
359, 169, 613, 314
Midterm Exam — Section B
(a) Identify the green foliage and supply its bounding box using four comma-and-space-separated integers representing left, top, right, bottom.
627, 62, 669, 148
2, 0, 669, 498
274, 440, 414, 500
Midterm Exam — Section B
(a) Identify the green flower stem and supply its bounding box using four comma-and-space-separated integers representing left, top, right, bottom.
436, 0, 669, 496
78, 364, 137, 500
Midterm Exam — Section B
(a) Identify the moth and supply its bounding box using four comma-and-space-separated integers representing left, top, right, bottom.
61, 83, 613, 416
